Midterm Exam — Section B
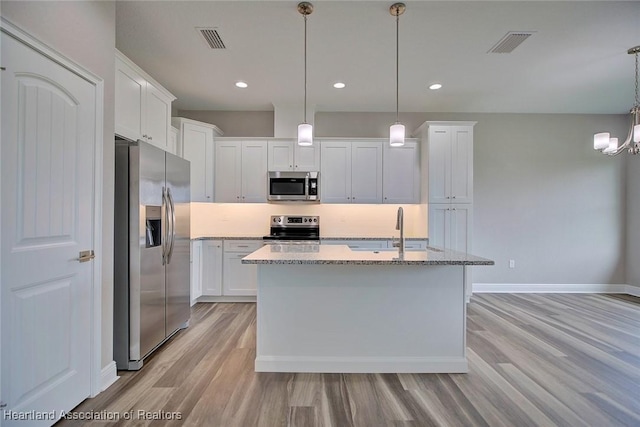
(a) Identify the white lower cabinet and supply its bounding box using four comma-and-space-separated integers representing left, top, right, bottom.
428, 204, 472, 252
222, 240, 263, 296
190, 240, 202, 306
202, 240, 223, 296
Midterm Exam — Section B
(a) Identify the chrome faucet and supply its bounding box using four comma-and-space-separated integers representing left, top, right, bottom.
394, 207, 405, 256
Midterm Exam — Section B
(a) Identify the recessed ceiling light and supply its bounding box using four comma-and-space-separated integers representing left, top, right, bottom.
235, 81, 248, 88
429, 83, 442, 90
333, 82, 346, 89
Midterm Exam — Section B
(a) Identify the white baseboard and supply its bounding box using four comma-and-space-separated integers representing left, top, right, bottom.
196, 295, 256, 303
255, 356, 468, 373
626, 285, 640, 297
472, 283, 629, 294
100, 361, 119, 391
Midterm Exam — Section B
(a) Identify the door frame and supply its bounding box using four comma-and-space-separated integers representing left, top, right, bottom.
0, 17, 105, 399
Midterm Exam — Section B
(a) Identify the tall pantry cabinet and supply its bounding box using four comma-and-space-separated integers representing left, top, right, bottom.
415, 121, 476, 301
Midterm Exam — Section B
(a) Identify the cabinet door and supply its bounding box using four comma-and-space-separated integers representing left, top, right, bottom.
202, 240, 223, 296
383, 141, 419, 203
190, 241, 202, 305
351, 141, 383, 204
169, 126, 179, 156
223, 252, 257, 296
145, 83, 171, 151
450, 204, 472, 253
183, 123, 214, 202
321, 141, 351, 203
428, 204, 450, 249
450, 127, 473, 204
268, 140, 294, 171
294, 143, 320, 171
215, 142, 242, 202
241, 140, 268, 202
115, 58, 145, 141
428, 127, 452, 204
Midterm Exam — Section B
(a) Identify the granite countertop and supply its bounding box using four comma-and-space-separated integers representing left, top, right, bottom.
241, 244, 494, 266
193, 236, 429, 241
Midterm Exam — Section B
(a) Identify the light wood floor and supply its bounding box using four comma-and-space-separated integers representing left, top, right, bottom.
57, 294, 640, 427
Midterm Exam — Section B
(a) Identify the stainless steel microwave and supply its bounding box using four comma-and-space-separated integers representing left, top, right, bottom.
268, 171, 319, 202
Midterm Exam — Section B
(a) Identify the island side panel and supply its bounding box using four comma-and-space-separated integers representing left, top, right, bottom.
255, 264, 467, 373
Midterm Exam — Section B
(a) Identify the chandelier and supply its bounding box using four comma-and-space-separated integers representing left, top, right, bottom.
593, 46, 640, 155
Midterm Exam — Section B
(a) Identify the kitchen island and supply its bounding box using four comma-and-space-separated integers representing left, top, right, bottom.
242, 244, 493, 373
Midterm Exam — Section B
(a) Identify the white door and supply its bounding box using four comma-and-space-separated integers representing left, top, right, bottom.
1, 32, 96, 424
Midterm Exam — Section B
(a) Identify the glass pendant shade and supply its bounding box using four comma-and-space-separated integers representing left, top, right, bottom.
390, 123, 405, 147
594, 132, 611, 150
635, 124, 640, 143
603, 137, 618, 154
298, 123, 313, 146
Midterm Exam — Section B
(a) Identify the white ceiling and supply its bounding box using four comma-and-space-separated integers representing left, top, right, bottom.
115, 1, 640, 114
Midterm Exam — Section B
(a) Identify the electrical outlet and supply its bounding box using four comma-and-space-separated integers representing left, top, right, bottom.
509, 259, 515, 269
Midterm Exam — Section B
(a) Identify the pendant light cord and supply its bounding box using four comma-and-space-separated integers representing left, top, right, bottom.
304, 13, 308, 124
395, 12, 399, 123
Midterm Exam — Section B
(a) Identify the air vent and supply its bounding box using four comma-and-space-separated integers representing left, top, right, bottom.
488, 31, 535, 53
197, 27, 226, 49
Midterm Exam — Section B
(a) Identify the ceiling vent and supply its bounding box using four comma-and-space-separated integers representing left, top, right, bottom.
488, 31, 535, 53
197, 27, 226, 49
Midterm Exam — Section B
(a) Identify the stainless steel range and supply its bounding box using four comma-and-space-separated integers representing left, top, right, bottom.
263, 215, 320, 242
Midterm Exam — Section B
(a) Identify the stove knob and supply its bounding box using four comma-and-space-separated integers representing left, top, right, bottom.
313, 218, 318, 222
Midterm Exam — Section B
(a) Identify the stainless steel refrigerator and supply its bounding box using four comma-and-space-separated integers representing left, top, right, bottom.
114, 139, 191, 370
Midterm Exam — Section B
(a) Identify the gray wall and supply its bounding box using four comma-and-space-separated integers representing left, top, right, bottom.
177, 110, 274, 137
2, 1, 116, 369
627, 151, 640, 288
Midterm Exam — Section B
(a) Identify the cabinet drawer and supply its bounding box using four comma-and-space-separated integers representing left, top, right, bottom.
224, 240, 264, 252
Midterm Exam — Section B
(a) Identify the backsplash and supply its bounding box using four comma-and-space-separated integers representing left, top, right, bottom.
191, 203, 427, 238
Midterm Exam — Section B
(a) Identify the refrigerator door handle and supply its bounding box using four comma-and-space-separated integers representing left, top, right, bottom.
162, 187, 169, 265
167, 187, 177, 264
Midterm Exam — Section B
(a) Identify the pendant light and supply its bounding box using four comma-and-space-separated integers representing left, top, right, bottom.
389, 3, 406, 147
297, 2, 313, 146
593, 46, 640, 156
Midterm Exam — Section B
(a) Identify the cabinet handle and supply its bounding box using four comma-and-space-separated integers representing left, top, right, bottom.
452, 195, 456, 199
236, 196, 240, 199
453, 208, 457, 211
207, 196, 211, 199
446, 196, 450, 199
148, 136, 153, 141
290, 165, 293, 168
142, 134, 148, 138
237, 245, 249, 248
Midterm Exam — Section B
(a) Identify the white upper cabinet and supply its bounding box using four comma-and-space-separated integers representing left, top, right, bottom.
351, 141, 383, 203
267, 140, 320, 171
320, 141, 352, 203
115, 50, 175, 152
215, 139, 267, 203
241, 140, 269, 202
383, 140, 420, 204
172, 117, 222, 202
321, 140, 382, 204
426, 124, 474, 204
